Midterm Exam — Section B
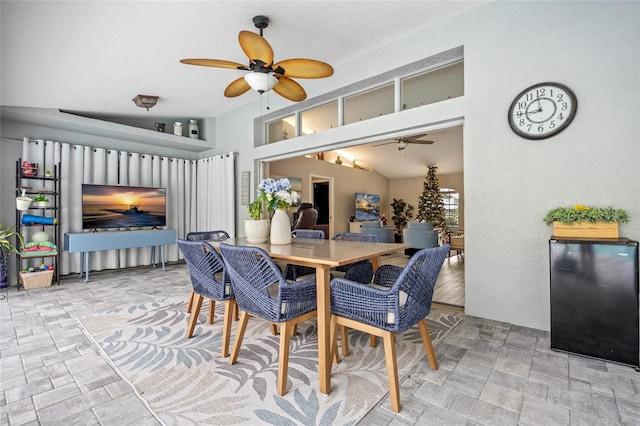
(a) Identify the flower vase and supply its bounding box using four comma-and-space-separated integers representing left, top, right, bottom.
270, 208, 292, 245
244, 219, 270, 243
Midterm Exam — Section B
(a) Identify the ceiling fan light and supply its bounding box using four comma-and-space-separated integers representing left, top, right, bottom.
397, 141, 408, 150
132, 94, 158, 111
244, 72, 278, 94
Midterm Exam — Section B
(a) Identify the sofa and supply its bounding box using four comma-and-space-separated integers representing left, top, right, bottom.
358, 221, 394, 243
403, 221, 439, 254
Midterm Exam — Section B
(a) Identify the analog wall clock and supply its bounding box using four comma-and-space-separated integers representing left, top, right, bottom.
508, 82, 577, 140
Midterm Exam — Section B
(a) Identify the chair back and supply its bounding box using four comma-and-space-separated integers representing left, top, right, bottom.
332, 232, 379, 243
186, 230, 230, 242
292, 208, 318, 230
376, 244, 450, 331
176, 239, 233, 300
292, 229, 325, 239
219, 244, 316, 322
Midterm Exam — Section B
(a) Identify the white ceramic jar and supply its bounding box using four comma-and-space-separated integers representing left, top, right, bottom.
173, 122, 183, 136
188, 119, 199, 139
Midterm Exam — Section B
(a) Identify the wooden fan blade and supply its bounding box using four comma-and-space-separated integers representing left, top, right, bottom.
273, 76, 306, 102
180, 58, 248, 70
410, 140, 434, 145
239, 30, 274, 66
224, 77, 251, 97
272, 59, 334, 79
372, 141, 396, 147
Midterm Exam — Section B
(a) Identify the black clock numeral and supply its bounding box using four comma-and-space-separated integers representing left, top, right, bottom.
561, 102, 568, 111
549, 120, 556, 129
519, 119, 525, 126
558, 112, 564, 120
557, 93, 564, 101
538, 125, 544, 133
526, 93, 534, 101
536, 88, 546, 98
527, 124, 532, 132
518, 101, 527, 109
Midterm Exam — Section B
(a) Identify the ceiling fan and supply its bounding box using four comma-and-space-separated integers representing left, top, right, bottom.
372, 133, 434, 151
180, 15, 334, 102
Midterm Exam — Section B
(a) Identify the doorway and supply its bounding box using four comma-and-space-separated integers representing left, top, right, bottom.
310, 175, 334, 238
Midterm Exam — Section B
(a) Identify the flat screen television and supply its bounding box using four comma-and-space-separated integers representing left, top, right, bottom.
82, 184, 167, 230
355, 192, 380, 221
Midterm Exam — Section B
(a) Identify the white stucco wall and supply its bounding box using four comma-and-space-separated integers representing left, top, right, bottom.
212, 1, 640, 331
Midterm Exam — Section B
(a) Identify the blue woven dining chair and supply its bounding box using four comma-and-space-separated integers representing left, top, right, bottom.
186, 230, 230, 242
330, 244, 450, 413
185, 230, 230, 319
176, 239, 236, 357
331, 232, 378, 283
284, 229, 326, 280
219, 243, 317, 396
291, 229, 325, 239
331, 232, 380, 354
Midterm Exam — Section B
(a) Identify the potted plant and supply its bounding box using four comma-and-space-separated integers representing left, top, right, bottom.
390, 198, 414, 243
544, 204, 629, 238
32, 194, 49, 208
244, 178, 299, 244
44, 170, 52, 178
1, 224, 24, 288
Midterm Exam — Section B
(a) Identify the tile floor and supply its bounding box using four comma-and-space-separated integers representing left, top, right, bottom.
1, 262, 639, 425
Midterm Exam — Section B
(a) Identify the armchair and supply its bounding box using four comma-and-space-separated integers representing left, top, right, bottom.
330, 244, 450, 412
402, 222, 439, 255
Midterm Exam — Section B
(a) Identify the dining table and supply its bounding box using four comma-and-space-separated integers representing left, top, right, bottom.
209, 236, 408, 394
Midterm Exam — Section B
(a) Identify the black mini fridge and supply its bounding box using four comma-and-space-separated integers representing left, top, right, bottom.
549, 238, 639, 367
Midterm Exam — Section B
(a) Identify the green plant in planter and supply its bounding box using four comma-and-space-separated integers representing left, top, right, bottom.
543, 204, 629, 225
0, 224, 24, 256
248, 199, 264, 220
32, 194, 49, 203
390, 198, 414, 236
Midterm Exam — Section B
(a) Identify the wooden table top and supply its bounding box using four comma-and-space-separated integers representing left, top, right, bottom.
211, 237, 407, 267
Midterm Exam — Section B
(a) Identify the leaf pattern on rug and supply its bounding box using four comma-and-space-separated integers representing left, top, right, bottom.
81, 294, 462, 425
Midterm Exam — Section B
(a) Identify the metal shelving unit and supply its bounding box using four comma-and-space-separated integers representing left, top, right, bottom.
15, 159, 61, 289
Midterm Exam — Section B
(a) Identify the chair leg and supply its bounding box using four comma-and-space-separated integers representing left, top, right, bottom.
230, 311, 250, 365
418, 319, 439, 370
278, 321, 293, 396
185, 293, 204, 338
382, 331, 401, 413
208, 299, 216, 324
331, 315, 341, 364
370, 335, 378, 348
233, 303, 239, 321
270, 324, 279, 335
220, 300, 235, 357
186, 290, 195, 313
340, 325, 350, 356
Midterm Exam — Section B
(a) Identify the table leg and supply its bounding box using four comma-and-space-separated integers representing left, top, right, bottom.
316, 264, 332, 394
84, 252, 90, 283
79, 252, 84, 279
151, 246, 156, 268
161, 246, 166, 271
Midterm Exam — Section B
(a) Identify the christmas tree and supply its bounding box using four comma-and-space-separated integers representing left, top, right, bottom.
416, 166, 449, 235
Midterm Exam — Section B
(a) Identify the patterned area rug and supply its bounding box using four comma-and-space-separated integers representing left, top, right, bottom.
79, 295, 461, 425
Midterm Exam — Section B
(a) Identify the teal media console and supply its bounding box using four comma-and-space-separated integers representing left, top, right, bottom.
64, 229, 177, 282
